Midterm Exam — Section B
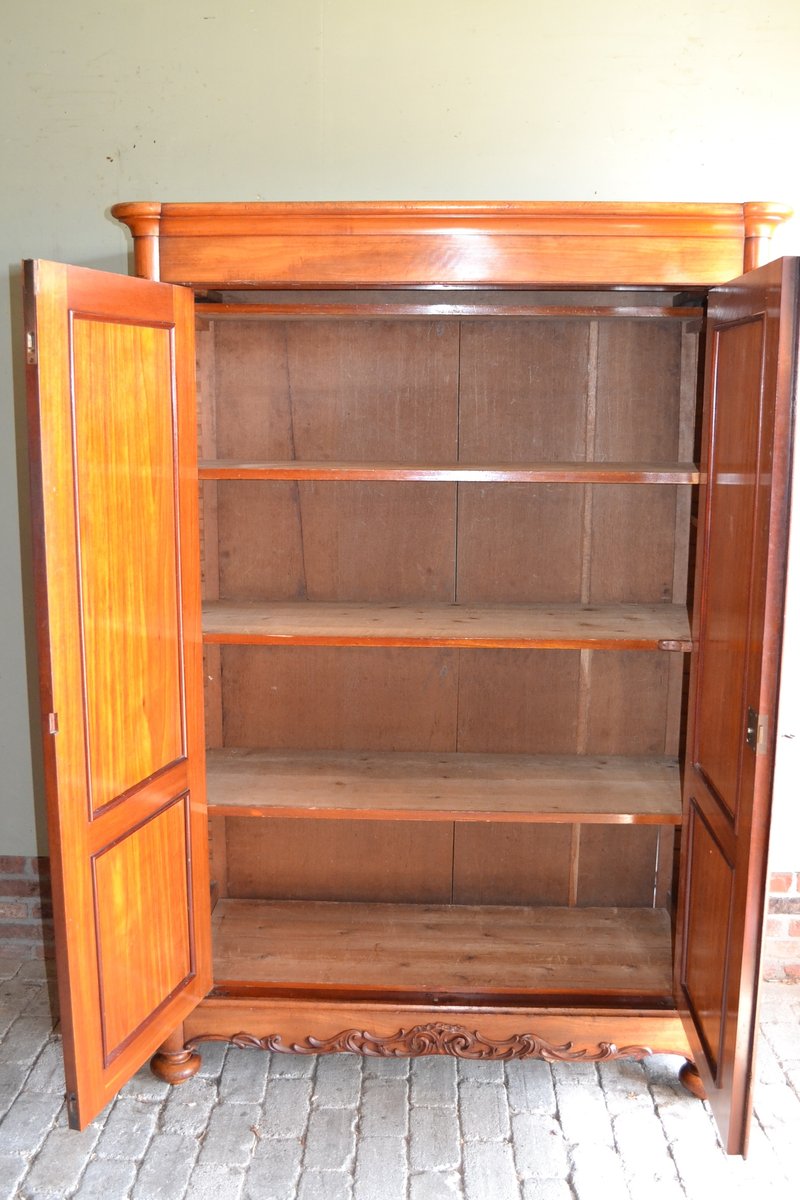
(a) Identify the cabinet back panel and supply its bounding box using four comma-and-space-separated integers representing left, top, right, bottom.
458, 321, 591, 460
452, 824, 572, 905
585, 651, 674, 755
456, 485, 584, 603
220, 646, 459, 750
594, 322, 685, 460
215, 646, 676, 757
576, 825, 663, 906
214, 481, 457, 602
455, 649, 581, 753
589, 487, 680, 603
208, 320, 460, 461
224, 817, 454, 903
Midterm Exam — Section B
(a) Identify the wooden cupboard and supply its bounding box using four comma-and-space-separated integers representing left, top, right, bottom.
23, 201, 796, 1153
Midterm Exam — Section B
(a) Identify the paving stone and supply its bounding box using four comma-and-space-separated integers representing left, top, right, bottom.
0, 1153, 28, 1200
160, 1074, 218, 1137
197, 1102, 261, 1167
0, 957, 27, 979
117, 1063, 171, 1103
0, 1062, 30, 1120
409, 1173, 463, 1200
505, 1061, 556, 1115
94, 1095, 160, 1160
132, 1130, 200, 1200
296, 1170, 353, 1200
72, 1155, 138, 1198
0, 1091, 64, 1154
17, 1122, 102, 1198
457, 1057, 506, 1083
409, 1055, 458, 1107
303, 1105, 356, 1171
753, 1079, 800, 1130
511, 1112, 569, 1179
553, 1081, 613, 1148
24, 1040, 66, 1094
359, 1077, 408, 1138
521, 1182, 575, 1200
218, 1047, 269, 1104
409, 1105, 460, 1171
196, 1040, 229, 1079
0, 1016, 51, 1066
597, 1060, 653, 1115
313, 1054, 362, 1108
361, 1056, 409, 1079
182, 1162, 246, 1200
612, 1108, 677, 1185
624, 1177, 686, 1200
550, 1061, 598, 1088
268, 1051, 316, 1078
459, 1080, 510, 1141
462, 1140, 521, 1200
260, 1076, 313, 1139
571, 1141, 632, 1200
354, 1135, 408, 1200
243, 1137, 303, 1200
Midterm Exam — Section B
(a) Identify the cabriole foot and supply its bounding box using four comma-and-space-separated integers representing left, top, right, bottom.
679, 1060, 707, 1100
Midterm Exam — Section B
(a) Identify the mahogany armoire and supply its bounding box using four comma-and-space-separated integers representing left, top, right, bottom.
23, 201, 797, 1154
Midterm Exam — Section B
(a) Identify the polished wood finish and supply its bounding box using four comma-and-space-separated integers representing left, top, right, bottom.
202, 600, 692, 650
677, 258, 799, 1154
199, 461, 700, 484
184, 996, 693, 1064
205, 750, 682, 823
24, 262, 211, 1130
111, 201, 790, 288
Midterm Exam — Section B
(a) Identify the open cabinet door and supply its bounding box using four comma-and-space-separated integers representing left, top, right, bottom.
24, 261, 211, 1130
678, 257, 797, 1154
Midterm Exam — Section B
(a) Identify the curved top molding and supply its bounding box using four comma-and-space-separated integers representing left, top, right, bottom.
110, 201, 793, 289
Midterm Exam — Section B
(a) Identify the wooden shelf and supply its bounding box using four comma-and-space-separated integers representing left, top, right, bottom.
205, 750, 682, 825
199, 460, 700, 484
202, 601, 693, 650
210, 898, 674, 1002
196, 301, 704, 321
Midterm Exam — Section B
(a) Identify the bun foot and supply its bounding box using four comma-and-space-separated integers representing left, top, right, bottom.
150, 1046, 202, 1086
679, 1060, 707, 1100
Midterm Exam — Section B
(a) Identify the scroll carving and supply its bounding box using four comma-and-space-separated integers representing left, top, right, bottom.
186, 1022, 653, 1063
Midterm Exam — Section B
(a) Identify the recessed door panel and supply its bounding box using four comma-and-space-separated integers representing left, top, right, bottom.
93, 796, 193, 1061
694, 318, 764, 818
72, 318, 185, 813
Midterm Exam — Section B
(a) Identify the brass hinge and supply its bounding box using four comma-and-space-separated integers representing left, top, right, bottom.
25, 331, 37, 365
745, 706, 768, 754
48, 712, 59, 735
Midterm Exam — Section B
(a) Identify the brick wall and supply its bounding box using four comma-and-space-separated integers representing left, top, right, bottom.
0, 857, 54, 960
763, 870, 800, 982
1, 856, 798, 980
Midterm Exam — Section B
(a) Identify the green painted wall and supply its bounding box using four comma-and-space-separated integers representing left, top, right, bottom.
2, 0, 800, 857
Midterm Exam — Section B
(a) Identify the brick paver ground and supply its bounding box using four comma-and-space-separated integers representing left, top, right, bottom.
0, 956, 798, 1199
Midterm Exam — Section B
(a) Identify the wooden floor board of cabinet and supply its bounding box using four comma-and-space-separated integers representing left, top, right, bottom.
24, 201, 796, 1152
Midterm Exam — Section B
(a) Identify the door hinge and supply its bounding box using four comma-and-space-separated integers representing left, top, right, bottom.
25, 331, 37, 365
745, 706, 768, 754
48, 712, 59, 735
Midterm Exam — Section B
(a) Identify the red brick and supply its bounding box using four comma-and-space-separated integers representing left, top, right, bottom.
790, 919, 800, 938
769, 872, 794, 893
0, 880, 41, 898
0, 902, 28, 920
0, 856, 31, 875
765, 917, 785, 937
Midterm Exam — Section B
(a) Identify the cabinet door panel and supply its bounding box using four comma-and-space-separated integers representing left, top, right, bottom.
678, 258, 798, 1154
24, 261, 211, 1129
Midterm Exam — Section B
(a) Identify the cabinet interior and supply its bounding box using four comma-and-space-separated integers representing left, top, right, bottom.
195, 288, 703, 1006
